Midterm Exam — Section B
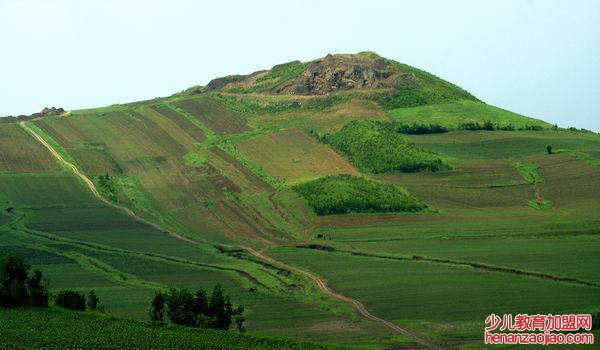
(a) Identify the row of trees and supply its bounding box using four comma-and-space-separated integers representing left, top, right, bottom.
457, 121, 544, 131
149, 285, 245, 332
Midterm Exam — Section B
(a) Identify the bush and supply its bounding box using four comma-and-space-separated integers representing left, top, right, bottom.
55, 290, 86, 311
293, 175, 427, 215
0, 255, 49, 309
321, 120, 448, 173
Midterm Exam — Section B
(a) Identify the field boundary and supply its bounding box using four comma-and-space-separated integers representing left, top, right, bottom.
296, 245, 600, 288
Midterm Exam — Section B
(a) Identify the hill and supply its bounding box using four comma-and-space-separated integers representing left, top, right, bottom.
1, 52, 599, 349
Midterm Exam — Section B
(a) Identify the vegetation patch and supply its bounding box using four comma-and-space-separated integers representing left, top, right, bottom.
214, 93, 349, 117
514, 162, 544, 184
320, 120, 449, 173
528, 199, 553, 210
293, 175, 427, 215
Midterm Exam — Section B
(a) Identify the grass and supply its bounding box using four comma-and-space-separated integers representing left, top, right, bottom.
387, 99, 550, 130
0, 308, 333, 350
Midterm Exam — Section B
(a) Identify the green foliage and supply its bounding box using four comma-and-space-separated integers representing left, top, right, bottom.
321, 120, 449, 173
87, 290, 100, 310
395, 123, 448, 134
97, 174, 117, 201
458, 121, 543, 131
0, 255, 49, 308
515, 162, 544, 184
528, 200, 553, 210
149, 291, 166, 322
158, 284, 244, 331
230, 61, 308, 93
55, 290, 86, 311
293, 175, 427, 215
0, 308, 331, 349
213, 93, 348, 117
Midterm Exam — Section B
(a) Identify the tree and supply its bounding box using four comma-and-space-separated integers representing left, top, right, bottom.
0, 255, 31, 307
149, 291, 166, 322
165, 287, 197, 326
87, 290, 100, 310
0, 255, 49, 308
208, 283, 234, 330
234, 306, 246, 333
56, 290, 86, 311
546, 145, 553, 154
27, 269, 49, 308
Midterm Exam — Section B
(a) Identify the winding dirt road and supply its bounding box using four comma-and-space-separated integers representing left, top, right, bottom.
21, 121, 440, 349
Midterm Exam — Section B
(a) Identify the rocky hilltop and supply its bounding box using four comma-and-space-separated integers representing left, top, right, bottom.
200, 52, 477, 106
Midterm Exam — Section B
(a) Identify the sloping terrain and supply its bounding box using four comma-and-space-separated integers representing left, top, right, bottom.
1, 52, 599, 349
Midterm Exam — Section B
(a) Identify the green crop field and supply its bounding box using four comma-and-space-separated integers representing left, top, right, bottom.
0, 308, 334, 350
1, 52, 599, 349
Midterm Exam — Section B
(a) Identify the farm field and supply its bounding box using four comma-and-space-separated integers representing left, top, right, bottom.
0, 308, 335, 350
236, 128, 359, 184
269, 246, 600, 345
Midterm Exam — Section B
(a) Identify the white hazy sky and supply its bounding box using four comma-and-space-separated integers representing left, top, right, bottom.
1, 0, 598, 130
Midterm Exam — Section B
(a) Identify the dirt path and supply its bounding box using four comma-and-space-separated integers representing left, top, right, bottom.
241, 246, 440, 349
19, 122, 196, 245
22, 121, 440, 349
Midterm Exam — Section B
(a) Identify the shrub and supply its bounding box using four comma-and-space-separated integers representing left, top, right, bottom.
293, 175, 427, 215
55, 290, 86, 311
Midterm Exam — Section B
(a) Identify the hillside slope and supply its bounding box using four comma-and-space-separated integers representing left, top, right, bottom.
1, 52, 599, 349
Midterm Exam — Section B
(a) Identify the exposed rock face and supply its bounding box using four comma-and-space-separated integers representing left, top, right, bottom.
274, 54, 416, 95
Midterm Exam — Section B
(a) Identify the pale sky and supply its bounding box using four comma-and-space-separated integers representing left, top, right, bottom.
1, 0, 598, 131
